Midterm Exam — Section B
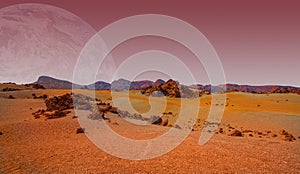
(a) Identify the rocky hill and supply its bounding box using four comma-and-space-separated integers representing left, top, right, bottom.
30, 75, 300, 95
34, 76, 80, 89
141, 79, 198, 98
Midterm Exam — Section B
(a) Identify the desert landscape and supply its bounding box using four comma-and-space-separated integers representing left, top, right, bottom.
1, 1, 300, 173
1, 77, 300, 173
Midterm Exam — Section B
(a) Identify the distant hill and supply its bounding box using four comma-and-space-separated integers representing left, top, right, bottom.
34, 76, 79, 89
30, 75, 300, 95
87, 81, 111, 90
190, 84, 300, 94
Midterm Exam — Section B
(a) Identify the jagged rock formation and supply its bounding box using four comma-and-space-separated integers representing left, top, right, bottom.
141, 79, 198, 98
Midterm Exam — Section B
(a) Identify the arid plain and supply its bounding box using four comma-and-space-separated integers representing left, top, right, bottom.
1, 85, 300, 173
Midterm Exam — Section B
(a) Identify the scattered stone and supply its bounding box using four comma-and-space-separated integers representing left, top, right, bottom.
98, 103, 112, 112
242, 130, 253, 133
8, 95, 15, 99
279, 129, 296, 141
279, 129, 288, 135
47, 110, 67, 119
109, 107, 118, 114
33, 94, 48, 99
76, 128, 85, 134
271, 133, 277, 137
72, 116, 78, 119
230, 130, 243, 137
88, 110, 106, 120
174, 124, 182, 129
282, 135, 296, 142
218, 128, 224, 134
2, 87, 20, 92
160, 118, 169, 126
150, 115, 162, 125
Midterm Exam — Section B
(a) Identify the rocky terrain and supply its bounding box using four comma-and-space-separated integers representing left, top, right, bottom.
141, 79, 198, 98
1, 89, 300, 173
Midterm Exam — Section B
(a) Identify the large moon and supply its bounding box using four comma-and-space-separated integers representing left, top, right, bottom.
0, 3, 96, 83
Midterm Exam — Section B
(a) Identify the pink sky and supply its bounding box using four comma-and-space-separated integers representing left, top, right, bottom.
0, 0, 299, 86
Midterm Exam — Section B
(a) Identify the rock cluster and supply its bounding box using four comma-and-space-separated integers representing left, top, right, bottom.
24, 84, 45, 89
141, 79, 198, 98
32, 93, 85, 119
32, 93, 48, 99
45, 93, 74, 111
279, 129, 296, 141
2, 87, 20, 92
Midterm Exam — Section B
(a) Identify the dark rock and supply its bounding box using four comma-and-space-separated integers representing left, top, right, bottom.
174, 124, 182, 129
45, 93, 73, 111
230, 130, 243, 137
150, 115, 162, 125
279, 129, 288, 135
47, 111, 67, 119
3, 87, 19, 92
109, 107, 118, 114
8, 95, 15, 99
160, 118, 169, 126
279, 129, 296, 141
98, 103, 112, 112
271, 133, 277, 137
76, 128, 85, 134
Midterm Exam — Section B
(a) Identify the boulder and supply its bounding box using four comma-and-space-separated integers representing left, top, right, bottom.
150, 115, 162, 125
230, 130, 243, 137
76, 128, 85, 134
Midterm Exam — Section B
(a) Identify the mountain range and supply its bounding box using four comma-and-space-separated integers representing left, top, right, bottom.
33, 76, 300, 94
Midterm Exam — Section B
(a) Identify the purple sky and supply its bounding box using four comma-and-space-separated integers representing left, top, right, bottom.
0, 0, 299, 86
